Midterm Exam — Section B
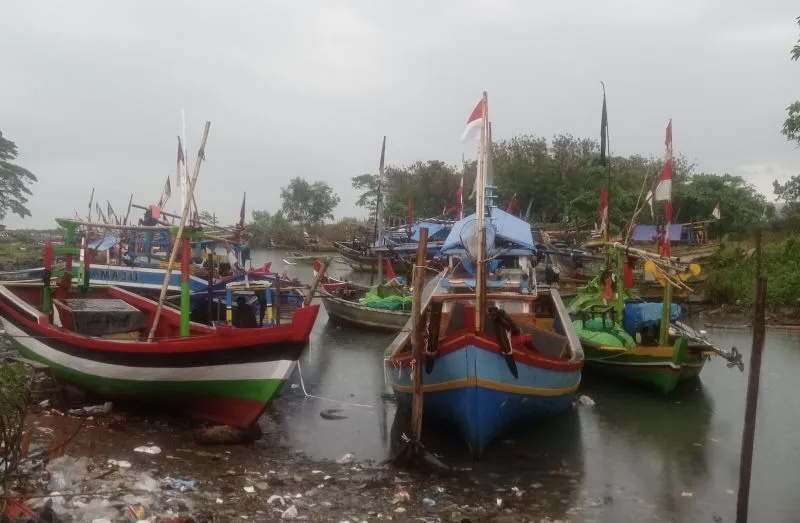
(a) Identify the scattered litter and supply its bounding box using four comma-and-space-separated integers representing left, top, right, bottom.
312, 470, 323, 474
336, 453, 354, 464
67, 402, 113, 416
726, 489, 735, 495
496, 498, 503, 507
38, 399, 50, 408
422, 497, 436, 507
107, 459, 131, 468
133, 445, 161, 455
160, 476, 196, 491
577, 395, 596, 407
268, 495, 286, 506
393, 490, 410, 503
531, 482, 542, 489
394, 507, 406, 513
281, 505, 298, 519
216, 498, 224, 504
244, 486, 255, 493
681, 491, 693, 497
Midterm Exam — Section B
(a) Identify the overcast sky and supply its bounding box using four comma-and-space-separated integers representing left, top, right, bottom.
1, 0, 798, 228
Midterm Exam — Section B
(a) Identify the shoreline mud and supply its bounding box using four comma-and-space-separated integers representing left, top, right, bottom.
7, 404, 601, 523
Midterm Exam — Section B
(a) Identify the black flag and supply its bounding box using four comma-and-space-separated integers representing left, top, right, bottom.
600, 85, 608, 165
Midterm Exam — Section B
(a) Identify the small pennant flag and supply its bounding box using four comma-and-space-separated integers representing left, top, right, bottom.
461, 97, 485, 142
711, 202, 721, 220
240, 193, 247, 226
654, 120, 673, 202
506, 193, 517, 214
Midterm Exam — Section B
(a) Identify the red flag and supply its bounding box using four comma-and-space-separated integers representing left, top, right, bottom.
603, 275, 614, 301
623, 256, 635, 288
406, 197, 414, 236
599, 187, 608, 236
385, 258, 396, 280
506, 193, 517, 214
461, 98, 485, 142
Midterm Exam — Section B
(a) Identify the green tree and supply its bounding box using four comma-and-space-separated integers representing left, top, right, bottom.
280, 177, 340, 230
673, 173, 766, 234
351, 173, 380, 214
782, 16, 800, 146
0, 132, 38, 221
198, 210, 219, 226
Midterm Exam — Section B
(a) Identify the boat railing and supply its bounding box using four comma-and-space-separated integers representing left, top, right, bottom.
550, 288, 585, 363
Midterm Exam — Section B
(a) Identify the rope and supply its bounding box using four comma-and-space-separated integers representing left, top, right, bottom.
294, 360, 373, 410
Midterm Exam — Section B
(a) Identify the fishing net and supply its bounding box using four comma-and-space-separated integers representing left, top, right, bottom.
358, 286, 412, 310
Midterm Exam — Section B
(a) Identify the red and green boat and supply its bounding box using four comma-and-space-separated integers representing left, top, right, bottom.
0, 219, 320, 427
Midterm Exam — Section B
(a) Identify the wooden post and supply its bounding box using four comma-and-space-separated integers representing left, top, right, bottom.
410, 227, 429, 443
274, 270, 282, 325
304, 257, 330, 307
736, 231, 767, 523
147, 121, 211, 342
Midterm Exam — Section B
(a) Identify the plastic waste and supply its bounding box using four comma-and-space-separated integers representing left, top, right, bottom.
577, 395, 596, 407
133, 445, 161, 455
281, 505, 298, 519
45, 455, 89, 491
336, 453, 354, 464
160, 476, 196, 491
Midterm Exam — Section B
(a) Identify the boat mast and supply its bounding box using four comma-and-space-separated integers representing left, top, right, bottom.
474, 91, 489, 332
374, 136, 386, 284
147, 121, 211, 341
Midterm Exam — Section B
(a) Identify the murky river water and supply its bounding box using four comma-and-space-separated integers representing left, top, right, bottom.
254, 249, 799, 522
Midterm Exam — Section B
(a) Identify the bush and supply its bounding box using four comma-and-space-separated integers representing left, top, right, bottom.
702, 234, 800, 306
0, 362, 32, 494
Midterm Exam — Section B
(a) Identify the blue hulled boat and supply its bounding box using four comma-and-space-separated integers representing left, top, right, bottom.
384, 92, 583, 459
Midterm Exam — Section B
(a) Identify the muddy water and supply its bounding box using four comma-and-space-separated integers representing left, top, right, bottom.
254, 249, 799, 522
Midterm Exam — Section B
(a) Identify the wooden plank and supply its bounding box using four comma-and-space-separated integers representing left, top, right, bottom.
410, 227, 429, 443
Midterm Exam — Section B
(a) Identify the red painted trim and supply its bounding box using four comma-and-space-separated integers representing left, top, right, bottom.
387, 329, 582, 372
0, 285, 320, 353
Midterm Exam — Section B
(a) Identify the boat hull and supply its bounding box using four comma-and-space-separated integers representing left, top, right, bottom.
580, 337, 707, 395
385, 339, 581, 459
321, 294, 409, 332
0, 285, 319, 427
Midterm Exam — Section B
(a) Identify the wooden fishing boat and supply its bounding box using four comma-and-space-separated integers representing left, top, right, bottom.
282, 251, 318, 266
566, 243, 742, 395
314, 259, 411, 332
0, 218, 321, 428
384, 93, 583, 459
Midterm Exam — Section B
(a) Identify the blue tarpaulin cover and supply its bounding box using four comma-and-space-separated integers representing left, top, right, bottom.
88, 235, 120, 251
440, 207, 535, 255
630, 224, 686, 242
623, 301, 682, 334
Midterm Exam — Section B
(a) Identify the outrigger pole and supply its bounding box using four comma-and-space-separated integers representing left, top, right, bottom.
147, 121, 211, 342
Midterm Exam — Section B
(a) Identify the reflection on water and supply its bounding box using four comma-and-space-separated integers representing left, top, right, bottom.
253, 249, 799, 521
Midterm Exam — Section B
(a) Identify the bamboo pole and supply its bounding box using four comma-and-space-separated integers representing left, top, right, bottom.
736, 231, 767, 523
147, 121, 211, 342
410, 227, 429, 443
474, 91, 488, 332
304, 257, 330, 307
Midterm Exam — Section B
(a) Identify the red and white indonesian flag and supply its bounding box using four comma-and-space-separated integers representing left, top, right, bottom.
599, 187, 609, 235
460, 98, 485, 142
654, 119, 673, 201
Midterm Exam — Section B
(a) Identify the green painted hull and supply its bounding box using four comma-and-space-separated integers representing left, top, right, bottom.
581, 336, 707, 395
2, 327, 292, 426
